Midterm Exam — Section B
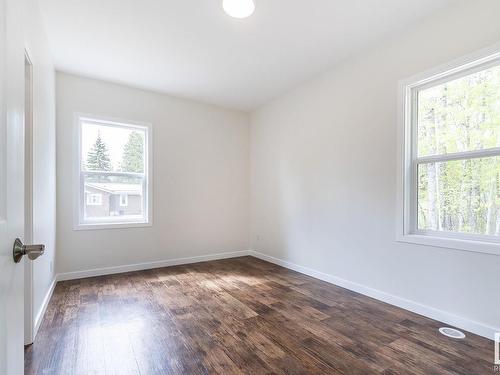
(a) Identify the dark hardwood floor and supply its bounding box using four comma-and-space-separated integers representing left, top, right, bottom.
25, 256, 494, 374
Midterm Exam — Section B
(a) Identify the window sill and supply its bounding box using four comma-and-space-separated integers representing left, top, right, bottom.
73, 221, 152, 231
397, 233, 500, 256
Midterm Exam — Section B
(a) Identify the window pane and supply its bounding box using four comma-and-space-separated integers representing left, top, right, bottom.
84, 173, 144, 221
81, 121, 145, 173
417, 64, 500, 157
79, 118, 149, 226
417, 156, 500, 236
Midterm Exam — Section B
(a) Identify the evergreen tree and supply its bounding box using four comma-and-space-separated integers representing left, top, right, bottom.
86, 131, 112, 171
121, 131, 144, 173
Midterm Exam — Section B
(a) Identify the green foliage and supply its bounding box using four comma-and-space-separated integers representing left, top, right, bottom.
120, 131, 144, 173
417, 65, 500, 236
86, 132, 112, 171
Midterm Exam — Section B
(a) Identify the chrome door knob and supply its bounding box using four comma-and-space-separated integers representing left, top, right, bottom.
13, 238, 45, 263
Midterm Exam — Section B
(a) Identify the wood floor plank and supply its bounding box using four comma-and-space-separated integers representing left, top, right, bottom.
25, 256, 494, 374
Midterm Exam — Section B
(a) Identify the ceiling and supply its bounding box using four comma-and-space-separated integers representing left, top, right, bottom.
40, 0, 456, 111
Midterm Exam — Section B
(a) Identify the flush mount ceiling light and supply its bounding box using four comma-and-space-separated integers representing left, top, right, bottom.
222, 0, 255, 19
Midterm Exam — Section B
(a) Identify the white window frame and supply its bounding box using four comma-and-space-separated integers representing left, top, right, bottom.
86, 193, 102, 206
119, 193, 128, 207
397, 44, 500, 256
73, 113, 153, 230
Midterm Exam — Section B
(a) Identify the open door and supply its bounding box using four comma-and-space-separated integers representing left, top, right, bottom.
1, 0, 29, 372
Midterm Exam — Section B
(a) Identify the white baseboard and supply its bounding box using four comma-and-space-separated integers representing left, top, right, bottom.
249, 250, 498, 341
56, 250, 251, 281
33, 277, 57, 340
50, 248, 497, 341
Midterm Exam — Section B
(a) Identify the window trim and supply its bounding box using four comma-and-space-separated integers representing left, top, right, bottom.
397, 44, 500, 256
73, 113, 153, 231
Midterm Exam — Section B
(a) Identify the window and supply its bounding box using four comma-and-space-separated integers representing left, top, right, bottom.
74, 115, 152, 229
399, 48, 500, 255
119, 193, 128, 207
86, 193, 102, 206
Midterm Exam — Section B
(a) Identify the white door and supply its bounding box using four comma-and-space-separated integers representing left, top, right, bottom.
0, 0, 27, 372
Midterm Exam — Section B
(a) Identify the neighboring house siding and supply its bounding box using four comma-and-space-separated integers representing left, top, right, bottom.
110, 194, 142, 216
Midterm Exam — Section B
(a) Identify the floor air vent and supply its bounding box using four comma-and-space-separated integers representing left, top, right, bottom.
439, 327, 466, 339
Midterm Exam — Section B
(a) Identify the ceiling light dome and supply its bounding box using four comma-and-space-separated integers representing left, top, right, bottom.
222, 0, 255, 19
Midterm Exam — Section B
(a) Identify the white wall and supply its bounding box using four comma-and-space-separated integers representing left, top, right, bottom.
56, 73, 249, 274
24, 0, 57, 337
250, 0, 500, 338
